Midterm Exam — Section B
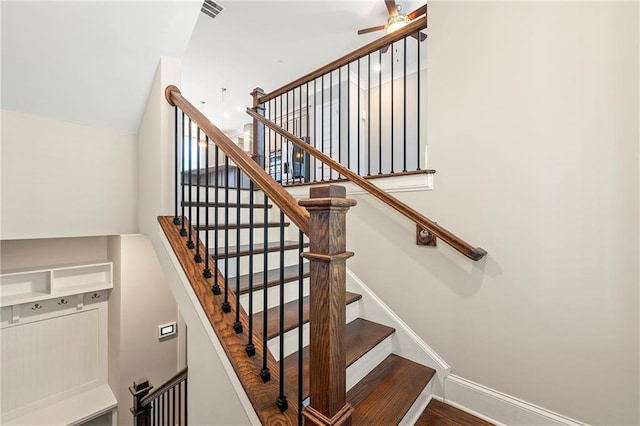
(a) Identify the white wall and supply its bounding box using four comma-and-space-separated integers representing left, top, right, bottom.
0, 110, 137, 239
345, 2, 639, 425
108, 234, 181, 424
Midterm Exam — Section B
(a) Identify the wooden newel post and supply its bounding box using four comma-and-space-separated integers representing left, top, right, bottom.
130, 378, 153, 426
299, 185, 356, 426
250, 87, 266, 168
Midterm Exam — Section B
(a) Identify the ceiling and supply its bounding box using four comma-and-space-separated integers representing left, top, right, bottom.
1, 0, 425, 135
182, 0, 426, 132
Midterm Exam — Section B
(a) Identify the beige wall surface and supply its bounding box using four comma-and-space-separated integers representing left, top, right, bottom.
0, 110, 137, 240
0, 236, 108, 270
346, 2, 639, 425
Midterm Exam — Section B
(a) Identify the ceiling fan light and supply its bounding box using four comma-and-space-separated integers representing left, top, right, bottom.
386, 14, 409, 33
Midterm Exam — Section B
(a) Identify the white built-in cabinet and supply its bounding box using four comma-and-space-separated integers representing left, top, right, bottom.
0, 262, 117, 426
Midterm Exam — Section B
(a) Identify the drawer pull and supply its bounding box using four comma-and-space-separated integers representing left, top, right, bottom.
31, 303, 43, 310
58, 299, 68, 305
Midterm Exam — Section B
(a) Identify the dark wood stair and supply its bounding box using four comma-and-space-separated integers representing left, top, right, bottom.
195, 222, 288, 231
348, 354, 436, 425
415, 399, 494, 426
283, 318, 396, 401
215, 240, 309, 259
229, 263, 310, 294
254, 291, 362, 340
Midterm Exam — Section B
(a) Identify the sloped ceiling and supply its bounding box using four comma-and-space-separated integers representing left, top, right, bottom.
1, 1, 202, 134
1, 0, 425, 134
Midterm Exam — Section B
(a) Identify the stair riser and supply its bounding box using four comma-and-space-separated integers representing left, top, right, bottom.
239, 279, 310, 313
346, 335, 393, 392
216, 250, 304, 277
268, 303, 361, 360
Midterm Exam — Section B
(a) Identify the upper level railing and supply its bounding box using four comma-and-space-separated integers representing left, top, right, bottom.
251, 15, 428, 185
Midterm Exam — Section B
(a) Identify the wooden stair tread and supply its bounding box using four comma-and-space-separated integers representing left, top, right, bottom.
182, 201, 272, 209
415, 399, 494, 426
254, 292, 362, 340
194, 222, 288, 231
214, 240, 309, 259
228, 263, 310, 294
283, 318, 395, 400
348, 354, 436, 425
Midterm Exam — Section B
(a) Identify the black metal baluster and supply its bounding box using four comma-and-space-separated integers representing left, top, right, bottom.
306, 81, 310, 184
367, 54, 371, 176
260, 194, 271, 383
204, 136, 212, 279
379, 48, 383, 175
329, 69, 333, 180
338, 66, 342, 179
222, 156, 231, 313
321, 73, 325, 181
212, 146, 221, 295
313, 79, 317, 182
177, 382, 181, 426
246, 179, 255, 357
233, 168, 242, 332
172, 385, 175, 426
297, 229, 304, 425
184, 376, 188, 426
417, 31, 421, 171
161, 394, 164, 426
275, 209, 287, 412
194, 128, 203, 263
180, 113, 187, 237
187, 119, 195, 249
347, 62, 351, 171
403, 36, 408, 172
357, 57, 361, 175
390, 42, 395, 174
173, 106, 180, 226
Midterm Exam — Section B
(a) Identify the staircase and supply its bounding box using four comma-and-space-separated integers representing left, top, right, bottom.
183, 183, 438, 424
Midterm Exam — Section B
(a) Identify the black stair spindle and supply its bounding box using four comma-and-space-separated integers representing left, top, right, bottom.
222, 156, 231, 313
275, 209, 288, 412
417, 31, 422, 171
357, 57, 361, 175
320, 73, 324, 181
245, 180, 255, 357
379, 48, 383, 175
329, 69, 333, 180
305, 81, 310, 184
403, 36, 408, 172
297, 229, 304, 425
212, 146, 221, 295
347, 62, 351, 171
203, 136, 212, 279
368, 54, 372, 176
260, 194, 271, 383
180, 113, 187, 237
233, 168, 242, 333
194, 128, 203, 263
173, 106, 180, 225
186, 119, 195, 249
390, 42, 395, 174
338, 66, 342, 179
313, 79, 317, 182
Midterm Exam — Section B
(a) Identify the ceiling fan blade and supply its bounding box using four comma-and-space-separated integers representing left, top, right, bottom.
410, 31, 428, 42
407, 4, 428, 20
385, 0, 399, 17
358, 24, 386, 35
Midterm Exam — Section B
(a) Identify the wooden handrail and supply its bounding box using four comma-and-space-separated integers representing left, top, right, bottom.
139, 367, 188, 407
165, 85, 309, 235
246, 108, 488, 261
257, 15, 427, 104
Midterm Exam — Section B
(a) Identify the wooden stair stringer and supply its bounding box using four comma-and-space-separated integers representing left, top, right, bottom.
159, 216, 298, 424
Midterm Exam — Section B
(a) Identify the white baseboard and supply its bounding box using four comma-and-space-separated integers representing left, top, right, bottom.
443, 375, 589, 426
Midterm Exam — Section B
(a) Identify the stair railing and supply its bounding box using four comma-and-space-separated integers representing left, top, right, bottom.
164, 86, 355, 424
247, 108, 487, 261
130, 368, 187, 426
251, 14, 429, 185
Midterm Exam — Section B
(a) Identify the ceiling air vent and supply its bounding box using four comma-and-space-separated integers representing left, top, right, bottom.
201, 0, 224, 20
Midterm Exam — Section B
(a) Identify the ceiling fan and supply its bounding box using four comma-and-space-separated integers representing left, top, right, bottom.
358, 0, 427, 42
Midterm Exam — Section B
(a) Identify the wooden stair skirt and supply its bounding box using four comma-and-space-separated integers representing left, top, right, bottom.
160, 183, 489, 425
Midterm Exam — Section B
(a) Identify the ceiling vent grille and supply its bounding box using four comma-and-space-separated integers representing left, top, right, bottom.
201, 0, 224, 20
